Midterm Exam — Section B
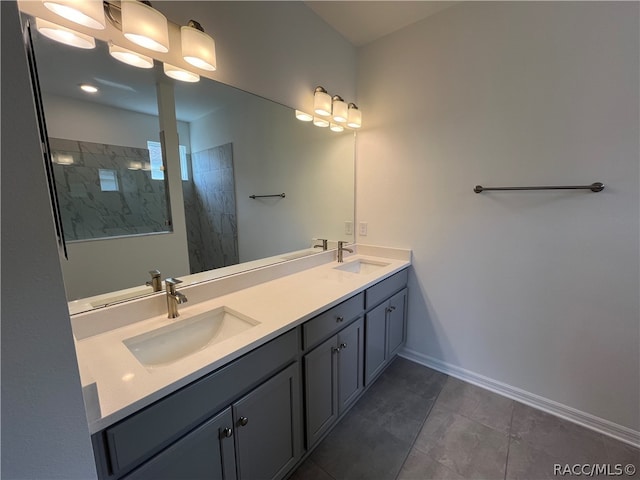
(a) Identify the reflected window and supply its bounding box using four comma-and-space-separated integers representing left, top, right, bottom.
98, 169, 119, 191
147, 141, 188, 181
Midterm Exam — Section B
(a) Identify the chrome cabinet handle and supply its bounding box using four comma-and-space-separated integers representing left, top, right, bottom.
386, 306, 397, 313
339, 343, 347, 350
222, 427, 233, 438
239, 417, 249, 427
336, 316, 344, 323
331, 346, 341, 353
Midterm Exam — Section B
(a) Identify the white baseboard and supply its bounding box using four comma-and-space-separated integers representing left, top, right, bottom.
399, 348, 640, 448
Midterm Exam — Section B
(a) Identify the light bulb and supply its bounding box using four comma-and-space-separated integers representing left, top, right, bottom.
121, 0, 169, 53
42, 0, 105, 30
313, 87, 331, 116
332, 96, 348, 123
181, 23, 216, 71
35, 18, 95, 49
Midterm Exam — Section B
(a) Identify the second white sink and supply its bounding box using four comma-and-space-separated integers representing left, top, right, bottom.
334, 259, 390, 274
124, 307, 259, 369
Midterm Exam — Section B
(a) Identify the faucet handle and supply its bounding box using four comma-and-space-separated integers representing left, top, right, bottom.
165, 277, 182, 295
148, 269, 161, 278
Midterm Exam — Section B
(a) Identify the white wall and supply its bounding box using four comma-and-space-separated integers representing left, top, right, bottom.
1, 2, 97, 477
189, 95, 355, 262
43, 94, 193, 299
357, 2, 639, 436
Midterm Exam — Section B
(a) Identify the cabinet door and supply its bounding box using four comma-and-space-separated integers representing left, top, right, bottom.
364, 302, 387, 385
337, 317, 364, 413
123, 408, 236, 480
233, 363, 301, 480
304, 335, 338, 448
387, 289, 407, 357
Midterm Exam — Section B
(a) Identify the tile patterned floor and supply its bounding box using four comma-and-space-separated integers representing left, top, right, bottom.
289, 357, 639, 480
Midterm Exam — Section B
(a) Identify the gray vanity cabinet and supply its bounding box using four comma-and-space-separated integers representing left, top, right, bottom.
93, 329, 301, 480
233, 363, 301, 480
123, 363, 300, 480
304, 317, 364, 448
123, 408, 236, 480
364, 271, 408, 386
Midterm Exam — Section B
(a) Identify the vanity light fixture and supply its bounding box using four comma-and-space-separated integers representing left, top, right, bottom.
181, 20, 216, 71
347, 103, 362, 129
79, 83, 98, 93
332, 95, 348, 123
42, 0, 106, 30
108, 42, 154, 68
295, 110, 313, 122
313, 86, 332, 116
121, 0, 169, 53
163, 63, 200, 83
35, 17, 96, 49
313, 117, 330, 128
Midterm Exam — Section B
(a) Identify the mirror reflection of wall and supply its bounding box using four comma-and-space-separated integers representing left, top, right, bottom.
25, 11, 355, 311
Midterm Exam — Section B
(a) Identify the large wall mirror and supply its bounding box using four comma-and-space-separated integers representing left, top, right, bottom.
21, 10, 355, 315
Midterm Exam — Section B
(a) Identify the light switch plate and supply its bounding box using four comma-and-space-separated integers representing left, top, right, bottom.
359, 222, 368, 236
345, 221, 353, 235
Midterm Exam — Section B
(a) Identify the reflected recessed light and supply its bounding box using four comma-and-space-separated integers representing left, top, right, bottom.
79, 83, 98, 93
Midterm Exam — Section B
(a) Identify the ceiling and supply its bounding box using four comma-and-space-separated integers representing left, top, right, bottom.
305, 1, 458, 47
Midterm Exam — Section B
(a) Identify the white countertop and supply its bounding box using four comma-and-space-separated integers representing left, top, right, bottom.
73, 245, 411, 434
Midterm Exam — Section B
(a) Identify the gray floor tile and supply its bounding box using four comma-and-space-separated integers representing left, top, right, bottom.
381, 356, 448, 398
349, 371, 442, 444
506, 436, 564, 480
413, 404, 509, 479
288, 458, 335, 480
397, 448, 464, 480
310, 410, 412, 480
510, 403, 608, 465
436, 377, 514, 434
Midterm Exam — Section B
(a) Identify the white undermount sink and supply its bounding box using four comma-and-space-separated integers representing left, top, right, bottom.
123, 307, 259, 369
333, 259, 390, 274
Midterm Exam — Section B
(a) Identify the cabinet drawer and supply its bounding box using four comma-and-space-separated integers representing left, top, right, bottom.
365, 269, 408, 310
103, 329, 298, 476
303, 293, 364, 350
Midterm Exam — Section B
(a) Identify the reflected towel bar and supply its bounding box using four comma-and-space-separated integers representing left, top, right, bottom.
474, 182, 604, 194
249, 193, 286, 199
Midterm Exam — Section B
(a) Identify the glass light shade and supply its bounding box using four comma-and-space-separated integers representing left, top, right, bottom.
35, 18, 95, 49
43, 0, 105, 30
332, 99, 348, 123
314, 89, 332, 116
109, 43, 154, 69
330, 123, 344, 133
347, 105, 362, 129
181, 26, 216, 71
295, 110, 313, 122
121, 0, 169, 53
313, 117, 329, 128
163, 63, 200, 83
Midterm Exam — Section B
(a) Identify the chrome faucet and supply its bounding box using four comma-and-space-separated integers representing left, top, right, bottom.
314, 239, 329, 251
145, 269, 162, 292
337, 241, 353, 263
165, 277, 188, 318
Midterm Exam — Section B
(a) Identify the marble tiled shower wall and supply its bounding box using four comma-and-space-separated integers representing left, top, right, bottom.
49, 138, 171, 241
182, 143, 239, 273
